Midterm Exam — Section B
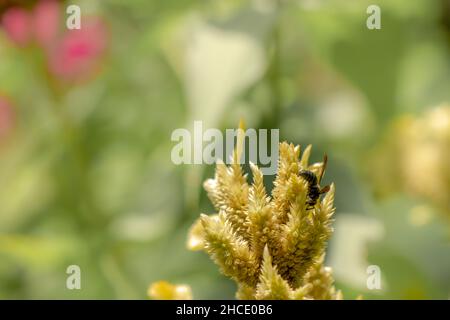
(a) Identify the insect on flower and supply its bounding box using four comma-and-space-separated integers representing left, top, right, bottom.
185, 142, 342, 299
299, 154, 331, 210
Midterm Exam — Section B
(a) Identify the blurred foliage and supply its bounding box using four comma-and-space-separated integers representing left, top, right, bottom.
0, 0, 449, 299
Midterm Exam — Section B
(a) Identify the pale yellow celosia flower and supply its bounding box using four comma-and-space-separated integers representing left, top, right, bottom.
187, 142, 341, 300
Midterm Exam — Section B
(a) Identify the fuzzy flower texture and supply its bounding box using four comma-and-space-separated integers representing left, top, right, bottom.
187, 142, 342, 300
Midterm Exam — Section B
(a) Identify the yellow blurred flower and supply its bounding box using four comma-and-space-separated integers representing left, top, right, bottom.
368, 104, 450, 216
148, 281, 192, 300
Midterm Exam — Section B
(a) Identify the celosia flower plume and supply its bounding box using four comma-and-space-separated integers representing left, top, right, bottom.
187, 142, 342, 300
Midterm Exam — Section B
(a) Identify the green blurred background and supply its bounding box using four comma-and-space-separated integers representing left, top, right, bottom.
0, 0, 449, 299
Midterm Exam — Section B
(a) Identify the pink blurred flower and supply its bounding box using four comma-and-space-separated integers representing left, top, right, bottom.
0, 96, 15, 138
48, 18, 108, 82
33, 0, 61, 47
1, 0, 108, 83
1, 7, 31, 46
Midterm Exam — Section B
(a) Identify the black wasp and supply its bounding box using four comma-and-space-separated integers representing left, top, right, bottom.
299, 154, 331, 210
